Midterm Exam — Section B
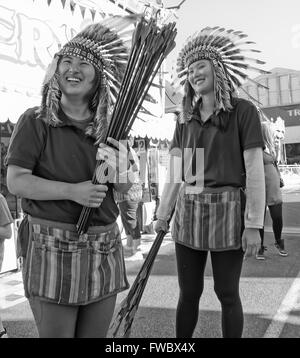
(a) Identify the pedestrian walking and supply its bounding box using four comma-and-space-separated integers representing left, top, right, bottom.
155, 26, 267, 338
256, 120, 287, 260
5, 17, 137, 338
0, 193, 13, 338
115, 144, 143, 257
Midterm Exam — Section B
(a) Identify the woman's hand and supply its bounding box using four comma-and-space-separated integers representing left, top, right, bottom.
154, 219, 169, 234
242, 228, 261, 258
71, 181, 108, 208
97, 137, 129, 174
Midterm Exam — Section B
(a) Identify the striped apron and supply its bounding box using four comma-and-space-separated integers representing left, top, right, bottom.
172, 185, 245, 251
22, 216, 129, 305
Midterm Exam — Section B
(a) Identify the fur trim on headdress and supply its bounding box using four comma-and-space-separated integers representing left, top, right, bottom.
175, 26, 270, 123
36, 15, 139, 144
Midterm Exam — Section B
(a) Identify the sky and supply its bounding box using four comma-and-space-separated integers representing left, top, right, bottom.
163, 0, 300, 73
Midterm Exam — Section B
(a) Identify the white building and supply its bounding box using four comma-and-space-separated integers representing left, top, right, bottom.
240, 68, 300, 164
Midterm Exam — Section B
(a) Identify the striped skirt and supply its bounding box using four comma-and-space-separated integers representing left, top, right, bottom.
172, 186, 244, 251
22, 216, 129, 305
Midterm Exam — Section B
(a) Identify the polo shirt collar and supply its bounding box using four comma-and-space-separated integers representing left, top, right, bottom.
54, 107, 74, 127
190, 97, 220, 126
56, 106, 93, 128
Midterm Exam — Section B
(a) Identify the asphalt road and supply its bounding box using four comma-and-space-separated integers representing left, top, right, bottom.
1, 231, 300, 339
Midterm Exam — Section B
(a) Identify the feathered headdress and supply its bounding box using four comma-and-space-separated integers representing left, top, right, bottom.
36, 15, 139, 144
175, 26, 270, 121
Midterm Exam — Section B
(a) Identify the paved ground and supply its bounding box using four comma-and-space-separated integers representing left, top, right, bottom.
1, 231, 300, 338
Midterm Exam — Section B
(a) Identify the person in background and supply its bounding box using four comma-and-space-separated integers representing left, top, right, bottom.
115, 143, 143, 257
5, 17, 137, 338
154, 27, 266, 338
272, 119, 285, 164
0, 193, 13, 338
256, 120, 287, 260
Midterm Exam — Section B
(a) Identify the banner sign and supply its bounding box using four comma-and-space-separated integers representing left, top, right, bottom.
263, 104, 300, 127
0, 0, 128, 122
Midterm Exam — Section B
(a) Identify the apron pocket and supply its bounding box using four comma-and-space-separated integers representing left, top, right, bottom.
27, 236, 88, 304
88, 230, 126, 300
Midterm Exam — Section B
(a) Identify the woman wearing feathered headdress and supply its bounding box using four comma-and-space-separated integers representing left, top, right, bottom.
6, 16, 138, 338
155, 27, 267, 338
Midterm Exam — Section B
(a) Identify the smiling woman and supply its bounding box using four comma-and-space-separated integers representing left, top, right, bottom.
155, 26, 268, 339
187, 60, 214, 96
57, 55, 99, 121
5, 15, 138, 338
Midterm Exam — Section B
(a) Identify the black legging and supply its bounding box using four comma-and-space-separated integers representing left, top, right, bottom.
175, 243, 244, 338
259, 203, 283, 246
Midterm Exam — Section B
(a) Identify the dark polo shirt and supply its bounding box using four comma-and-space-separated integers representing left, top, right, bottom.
6, 107, 119, 226
170, 98, 264, 188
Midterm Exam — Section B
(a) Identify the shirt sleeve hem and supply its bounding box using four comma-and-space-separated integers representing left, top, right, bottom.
243, 142, 264, 151
6, 158, 35, 171
244, 224, 263, 229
